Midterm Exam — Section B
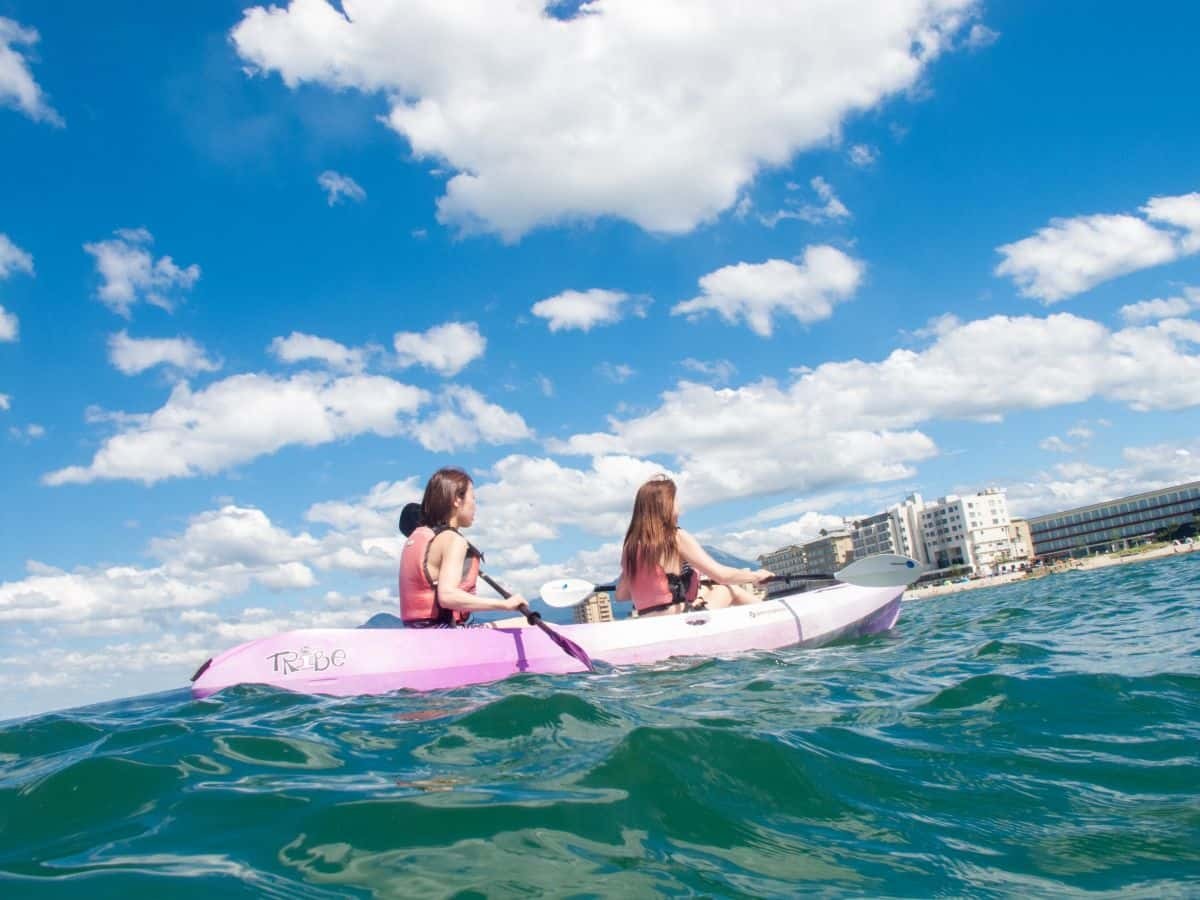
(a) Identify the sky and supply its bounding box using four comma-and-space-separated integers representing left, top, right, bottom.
1, 0, 1199, 720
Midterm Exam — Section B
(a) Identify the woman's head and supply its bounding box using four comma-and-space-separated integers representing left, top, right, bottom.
420, 467, 476, 529
622, 475, 679, 575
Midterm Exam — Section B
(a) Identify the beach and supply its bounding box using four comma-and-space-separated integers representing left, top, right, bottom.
904, 540, 1199, 600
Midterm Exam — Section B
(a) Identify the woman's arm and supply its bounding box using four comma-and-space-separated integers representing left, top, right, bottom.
614, 571, 631, 602
676, 528, 772, 585
434, 533, 525, 612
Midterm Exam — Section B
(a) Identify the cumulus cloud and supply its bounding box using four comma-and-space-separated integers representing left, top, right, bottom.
0, 306, 16, 342
0, 233, 34, 278
996, 191, 1200, 303
530, 289, 645, 332
393, 321, 486, 376
672, 245, 864, 336
8, 423, 44, 442
413, 385, 532, 452
964, 23, 999, 49
762, 176, 851, 227
231, 0, 978, 239
83, 228, 201, 317
317, 169, 366, 205
551, 312, 1200, 506
108, 330, 221, 376
269, 331, 370, 371
1119, 290, 1199, 323
848, 144, 878, 167
596, 362, 635, 383
680, 358, 736, 384
0, 17, 63, 126
44, 371, 428, 485
1008, 439, 1200, 518
0, 394, 9, 411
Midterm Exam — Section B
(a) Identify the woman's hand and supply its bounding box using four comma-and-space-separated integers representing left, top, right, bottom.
746, 568, 773, 584
505, 594, 528, 611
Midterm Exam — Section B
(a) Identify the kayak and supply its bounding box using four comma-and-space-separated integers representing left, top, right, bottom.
189, 579, 904, 698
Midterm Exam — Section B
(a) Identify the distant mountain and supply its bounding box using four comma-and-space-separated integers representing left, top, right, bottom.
703, 545, 757, 569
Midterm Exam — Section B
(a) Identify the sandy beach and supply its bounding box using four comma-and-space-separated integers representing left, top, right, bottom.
904, 541, 1198, 600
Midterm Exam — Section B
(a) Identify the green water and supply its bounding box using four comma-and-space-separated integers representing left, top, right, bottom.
2, 554, 1198, 897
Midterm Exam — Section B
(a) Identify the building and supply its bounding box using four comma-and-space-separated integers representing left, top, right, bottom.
852, 494, 926, 564
920, 487, 1017, 575
1028, 481, 1200, 559
1005, 518, 1035, 572
573, 591, 614, 624
758, 544, 807, 594
803, 531, 854, 575
759, 532, 853, 596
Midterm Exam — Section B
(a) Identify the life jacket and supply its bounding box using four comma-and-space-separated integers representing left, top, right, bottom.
399, 525, 482, 627
623, 560, 700, 615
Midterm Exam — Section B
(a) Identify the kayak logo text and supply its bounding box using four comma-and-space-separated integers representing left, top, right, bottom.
267, 646, 347, 675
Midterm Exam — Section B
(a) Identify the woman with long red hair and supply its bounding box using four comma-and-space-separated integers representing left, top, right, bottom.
615, 475, 772, 617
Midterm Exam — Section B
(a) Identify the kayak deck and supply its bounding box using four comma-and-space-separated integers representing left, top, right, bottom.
190, 581, 903, 698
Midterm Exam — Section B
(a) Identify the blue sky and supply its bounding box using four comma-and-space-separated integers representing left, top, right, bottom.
2, 0, 1199, 719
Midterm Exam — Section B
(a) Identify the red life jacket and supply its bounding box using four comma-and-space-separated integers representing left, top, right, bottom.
399, 525, 481, 626
623, 560, 700, 615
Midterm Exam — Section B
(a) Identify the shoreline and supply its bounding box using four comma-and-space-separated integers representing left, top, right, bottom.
903, 541, 1198, 600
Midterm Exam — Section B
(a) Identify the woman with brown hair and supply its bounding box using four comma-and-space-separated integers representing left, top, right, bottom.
399, 467, 528, 627
615, 475, 772, 617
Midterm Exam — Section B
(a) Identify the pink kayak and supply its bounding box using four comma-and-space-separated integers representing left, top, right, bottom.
190, 580, 904, 698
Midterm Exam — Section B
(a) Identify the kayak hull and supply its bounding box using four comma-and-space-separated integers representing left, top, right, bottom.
190, 581, 903, 698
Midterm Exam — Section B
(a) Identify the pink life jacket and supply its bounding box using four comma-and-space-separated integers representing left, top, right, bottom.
399, 526, 480, 626
623, 561, 700, 615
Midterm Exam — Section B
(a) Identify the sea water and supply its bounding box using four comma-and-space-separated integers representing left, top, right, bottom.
1, 553, 1197, 897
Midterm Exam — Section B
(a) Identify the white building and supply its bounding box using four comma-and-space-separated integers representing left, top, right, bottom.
852, 487, 1027, 577
852, 493, 926, 565
920, 487, 1020, 575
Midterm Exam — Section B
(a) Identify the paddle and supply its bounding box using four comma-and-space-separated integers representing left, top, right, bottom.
397, 502, 594, 671
539, 552, 922, 609
478, 572, 594, 672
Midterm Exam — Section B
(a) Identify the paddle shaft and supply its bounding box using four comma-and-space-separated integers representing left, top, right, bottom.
584, 571, 836, 595
478, 573, 595, 671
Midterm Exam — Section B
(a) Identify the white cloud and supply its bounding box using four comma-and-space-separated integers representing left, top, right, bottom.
0, 306, 16, 342
393, 321, 486, 376
1118, 288, 1200, 324
317, 170, 367, 205
530, 289, 644, 332
1039, 436, 1072, 453
551, 312, 1200, 506
697, 510, 851, 562
269, 331, 370, 371
0, 394, 9, 411
848, 144, 877, 167
0, 17, 63, 126
996, 191, 1200, 303
672, 245, 864, 336
0, 233, 34, 278
232, 0, 978, 239
8, 423, 44, 442
596, 362, 635, 383
83, 229, 201, 318
1008, 439, 1200, 518
413, 385, 532, 452
763, 176, 851, 227
44, 371, 428, 485
964, 23, 999, 49
680, 358, 736, 384
108, 330, 220, 376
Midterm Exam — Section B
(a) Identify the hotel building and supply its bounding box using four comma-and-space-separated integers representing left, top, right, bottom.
1028, 481, 1200, 559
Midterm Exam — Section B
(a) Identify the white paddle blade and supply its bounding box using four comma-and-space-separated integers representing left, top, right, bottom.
539, 578, 598, 608
835, 553, 921, 588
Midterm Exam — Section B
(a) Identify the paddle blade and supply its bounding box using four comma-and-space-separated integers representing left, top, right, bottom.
539, 578, 597, 608
834, 553, 921, 588
534, 620, 594, 671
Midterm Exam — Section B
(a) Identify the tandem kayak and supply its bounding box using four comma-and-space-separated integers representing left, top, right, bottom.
189, 579, 905, 698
